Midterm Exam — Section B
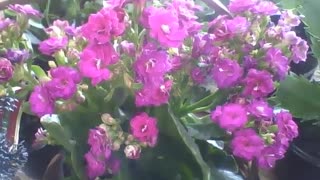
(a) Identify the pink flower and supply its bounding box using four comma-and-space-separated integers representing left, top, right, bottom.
87, 128, 112, 159
81, 7, 126, 44
278, 10, 301, 28
46, 66, 81, 100
265, 48, 289, 80
147, 8, 187, 47
226, 16, 250, 35
120, 40, 136, 57
86, 43, 119, 65
130, 113, 159, 147
211, 103, 248, 132
38, 37, 68, 56
276, 111, 298, 141
135, 80, 172, 107
134, 48, 171, 84
228, 0, 258, 14
212, 58, 243, 89
85, 127, 115, 179
85, 152, 106, 179
167, 0, 202, 35
8, 4, 42, 18
257, 143, 286, 169
247, 99, 273, 119
231, 128, 265, 160
242, 69, 275, 98
124, 145, 141, 159
191, 67, 206, 84
29, 85, 55, 117
252, 1, 278, 15
0, 58, 14, 83
79, 47, 114, 86
291, 39, 309, 63
0, 18, 13, 30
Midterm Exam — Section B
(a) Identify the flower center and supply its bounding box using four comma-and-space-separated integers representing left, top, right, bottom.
95, 59, 102, 69
141, 124, 148, 133
161, 24, 170, 34
145, 59, 156, 72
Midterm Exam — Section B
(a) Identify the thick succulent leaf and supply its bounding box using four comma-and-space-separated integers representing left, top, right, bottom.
184, 114, 226, 140
275, 75, 320, 120
136, 106, 211, 180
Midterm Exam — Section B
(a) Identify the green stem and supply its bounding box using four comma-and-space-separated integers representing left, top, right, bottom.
44, 0, 51, 25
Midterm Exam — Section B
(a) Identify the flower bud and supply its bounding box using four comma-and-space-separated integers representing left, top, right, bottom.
48, 61, 57, 68
75, 91, 86, 103
101, 113, 116, 125
112, 140, 122, 151
124, 144, 141, 159
0, 58, 14, 83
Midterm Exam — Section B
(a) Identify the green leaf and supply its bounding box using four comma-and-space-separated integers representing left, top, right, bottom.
71, 143, 87, 179
184, 114, 225, 140
40, 114, 74, 152
275, 75, 320, 120
31, 65, 47, 78
152, 105, 212, 180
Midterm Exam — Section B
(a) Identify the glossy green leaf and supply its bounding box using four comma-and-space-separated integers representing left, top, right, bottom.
275, 75, 320, 120
40, 114, 74, 152
152, 105, 212, 180
31, 65, 47, 78
184, 114, 225, 140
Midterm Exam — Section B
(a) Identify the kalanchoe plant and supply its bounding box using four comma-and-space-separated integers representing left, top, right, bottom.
0, 0, 310, 179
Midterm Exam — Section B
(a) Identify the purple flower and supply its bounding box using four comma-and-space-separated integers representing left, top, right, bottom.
167, 0, 202, 35
6, 49, 29, 63
276, 111, 298, 141
283, 31, 300, 45
212, 58, 243, 89
46, 66, 81, 100
0, 58, 14, 83
120, 40, 136, 56
226, 16, 250, 35
191, 67, 206, 84
265, 48, 289, 80
8, 4, 42, 18
242, 69, 275, 98
79, 43, 118, 85
135, 80, 172, 107
291, 39, 309, 63
247, 99, 273, 119
257, 143, 286, 169
252, 1, 279, 15
211, 103, 248, 132
208, 15, 230, 41
0, 18, 13, 30
134, 48, 172, 84
231, 128, 265, 160
147, 8, 187, 47
85, 127, 114, 179
130, 113, 159, 147
228, 0, 258, 14
85, 152, 106, 179
81, 7, 126, 44
278, 10, 301, 28
243, 55, 258, 70
87, 128, 112, 159
39, 37, 68, 56
29, 85, 55, 117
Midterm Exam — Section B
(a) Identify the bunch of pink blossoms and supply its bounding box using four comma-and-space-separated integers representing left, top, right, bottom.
190, 0, 305, 168
134, 0, 201, 107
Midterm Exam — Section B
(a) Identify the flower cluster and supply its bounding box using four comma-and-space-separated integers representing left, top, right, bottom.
134, 0, 201, 106
204, 0, 303, 168
85, 113, 158, 179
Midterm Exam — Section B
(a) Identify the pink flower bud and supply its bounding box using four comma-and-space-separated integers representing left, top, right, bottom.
124, 144, 141, 159
0, 58, 14, 83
